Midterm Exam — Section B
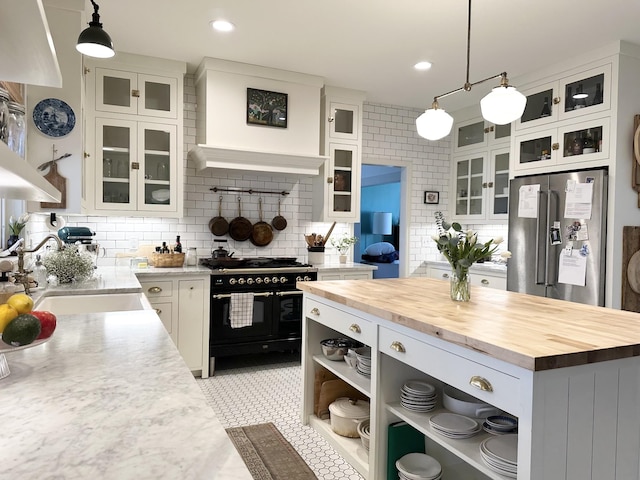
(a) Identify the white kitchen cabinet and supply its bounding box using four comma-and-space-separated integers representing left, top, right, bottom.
454, 118, 511, 153
514, 63, 611, 132
94, 68, 179, 119
84, 54, 185, 217
313, 86, 365, 222
451, 146, 510, 222
316, 264, 375, 281
93, 117, 178, 213
426, 262, 506, 290
137, 273, 210, 377
512, 116, 610, 175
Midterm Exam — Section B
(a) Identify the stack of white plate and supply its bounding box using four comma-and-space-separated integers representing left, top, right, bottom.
482, 415, 518, 435
429, 412, 481, 439
396, 453, 442, 480
400, 380, 437, 412
479, 434, 518, 478
355, 347, 371, 377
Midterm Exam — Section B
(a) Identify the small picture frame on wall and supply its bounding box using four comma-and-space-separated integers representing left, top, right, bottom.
424, 191, 439, 204
247, 88, 288, 128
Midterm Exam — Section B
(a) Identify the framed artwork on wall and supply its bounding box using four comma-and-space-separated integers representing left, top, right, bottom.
247, 88, 288, 128
424, 191, 439, 204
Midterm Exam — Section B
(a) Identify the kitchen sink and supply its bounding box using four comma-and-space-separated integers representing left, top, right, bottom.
34, 292, 153, 315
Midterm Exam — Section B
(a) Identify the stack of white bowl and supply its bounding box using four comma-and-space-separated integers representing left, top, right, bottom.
429, 412, 481, 439
396, 453, 442, 480
354, 347, 371, 377
479, 434, 518, 478
400, 380, 437, 412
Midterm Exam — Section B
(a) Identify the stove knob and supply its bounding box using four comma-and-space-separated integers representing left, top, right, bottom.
280, 277, 288, 284
238, 278, 246, 285
246, 278, 254, 285
303, 275, 312, 281
272, 276, 279, 284
296, 276, 303, 282
255, 277, 263, 284
229, 278, 237, 285
263, 277, 270, 284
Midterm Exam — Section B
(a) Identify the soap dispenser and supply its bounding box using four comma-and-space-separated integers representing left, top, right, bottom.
33, 254, 47, 288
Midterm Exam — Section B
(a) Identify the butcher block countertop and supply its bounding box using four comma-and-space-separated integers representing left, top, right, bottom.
298, 277, 640, 371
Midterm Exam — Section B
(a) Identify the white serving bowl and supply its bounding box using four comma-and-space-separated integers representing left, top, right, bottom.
357, 418, 370, 450
443, 386, 500, 419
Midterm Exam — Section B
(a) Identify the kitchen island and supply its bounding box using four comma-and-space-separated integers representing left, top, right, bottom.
298, 277, 640, 479
1, 309, 251, 479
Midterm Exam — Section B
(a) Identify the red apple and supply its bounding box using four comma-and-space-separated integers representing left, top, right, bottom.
31, 311, 57, 339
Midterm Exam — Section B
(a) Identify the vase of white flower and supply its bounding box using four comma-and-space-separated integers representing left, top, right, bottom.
433, 211, 511, 302
6, 213, 29, 254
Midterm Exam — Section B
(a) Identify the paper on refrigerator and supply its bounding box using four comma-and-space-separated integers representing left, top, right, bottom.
558, 249, 587, 286
564, 180, 594, 219
517, 184, 540, 218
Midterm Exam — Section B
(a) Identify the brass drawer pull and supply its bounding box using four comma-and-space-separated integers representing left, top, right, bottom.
390, 341, 405, 353
148, 286, 162, 293
470, 375, 493, 392
154, 308, 162, 315
310, 307, 320, 315
349, 324, 361, 334
481, 279, 489, 285
442, 273, 450, 279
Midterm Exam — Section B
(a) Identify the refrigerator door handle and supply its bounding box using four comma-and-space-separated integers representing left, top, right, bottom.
545, 189, 559, 287
535, 190, 548, 286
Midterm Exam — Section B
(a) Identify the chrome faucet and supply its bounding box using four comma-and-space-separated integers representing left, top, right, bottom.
14, 234, 64, 295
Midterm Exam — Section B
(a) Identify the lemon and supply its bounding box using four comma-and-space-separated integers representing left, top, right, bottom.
7, 293, 34, 315
0, 304, 19, 333
2, 313, 41, 346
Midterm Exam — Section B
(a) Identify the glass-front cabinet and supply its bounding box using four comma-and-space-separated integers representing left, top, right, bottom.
328, 102, 359, 141
455, 118, 511, 152
515, 64, 611, 131
96, 118, 177, 212
95, 68, 178, 119
513, 117, 610, 173
452, 147, 510, 222
327, 143, 358, 218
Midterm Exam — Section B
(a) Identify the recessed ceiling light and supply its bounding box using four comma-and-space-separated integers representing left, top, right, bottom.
210, 19, 235, 32
414, 61, 432, 71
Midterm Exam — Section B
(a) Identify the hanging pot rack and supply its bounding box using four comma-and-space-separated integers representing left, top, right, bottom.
210, 186, 289, 196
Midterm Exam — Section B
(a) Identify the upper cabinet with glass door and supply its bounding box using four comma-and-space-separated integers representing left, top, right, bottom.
84, 54, 185, 217
94, 68, 179, 119
515, 63, 611, 131
454, 118, 511, 152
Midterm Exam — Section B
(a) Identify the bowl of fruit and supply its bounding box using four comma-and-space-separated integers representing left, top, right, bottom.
0, 293, 57, 379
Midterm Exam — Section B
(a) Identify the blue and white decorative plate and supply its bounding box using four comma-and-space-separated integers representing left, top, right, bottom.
32, 98, 76, 137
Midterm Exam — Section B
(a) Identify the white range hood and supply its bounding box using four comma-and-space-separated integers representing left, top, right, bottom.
188, 145, 327, 176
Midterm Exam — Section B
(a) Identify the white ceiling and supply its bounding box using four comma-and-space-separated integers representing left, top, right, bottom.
88, 0, 640, 113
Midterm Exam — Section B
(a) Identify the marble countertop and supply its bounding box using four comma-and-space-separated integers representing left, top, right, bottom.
131, 265, 213, 275
1, 310, 251, 479
315, 262, 377, 271
426, 259, 508, 275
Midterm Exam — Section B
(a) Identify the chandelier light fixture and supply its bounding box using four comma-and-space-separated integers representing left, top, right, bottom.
76, 0, 115, 58
416, 0, 526, 141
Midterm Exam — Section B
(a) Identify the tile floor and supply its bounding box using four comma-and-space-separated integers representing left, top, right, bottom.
198, 352, 364, 480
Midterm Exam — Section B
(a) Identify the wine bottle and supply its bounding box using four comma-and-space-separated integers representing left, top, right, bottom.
565, 87, 574, 111
174, 235, 182, 253
582, 130, 595, 154
540, 97, 551, 117
161, 241, 169, 253
593, 83, 603, 105
572, 133, 584, 155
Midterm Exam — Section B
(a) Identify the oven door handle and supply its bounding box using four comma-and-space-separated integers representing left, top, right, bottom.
275, 291, 303, 296
212, 292, 273, 299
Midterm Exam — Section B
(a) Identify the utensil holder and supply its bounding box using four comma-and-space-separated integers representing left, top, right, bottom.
308, 246, 325, 265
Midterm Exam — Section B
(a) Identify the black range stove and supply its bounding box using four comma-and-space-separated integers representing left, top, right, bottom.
200, 257, 317, 373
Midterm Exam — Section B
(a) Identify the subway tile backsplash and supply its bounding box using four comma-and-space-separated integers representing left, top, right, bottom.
25, 75, 508, 273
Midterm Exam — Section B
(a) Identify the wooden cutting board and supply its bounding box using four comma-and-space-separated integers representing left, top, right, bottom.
622, 226, 640, 312
316, 378, 368, 420
313, 366, 337, 416
40, 162, 67, 209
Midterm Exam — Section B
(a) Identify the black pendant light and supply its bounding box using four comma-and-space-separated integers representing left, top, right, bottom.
76, 0, 115, 58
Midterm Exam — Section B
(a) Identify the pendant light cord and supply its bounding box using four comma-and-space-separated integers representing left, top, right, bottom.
465, 0, 472, 90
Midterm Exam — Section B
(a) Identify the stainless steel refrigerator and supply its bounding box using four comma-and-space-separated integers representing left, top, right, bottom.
507, 167, 607, 306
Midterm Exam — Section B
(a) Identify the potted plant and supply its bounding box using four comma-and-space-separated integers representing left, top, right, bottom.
42, 245, 95, 284
7, 213, 29, 253
330, 235, 358, 264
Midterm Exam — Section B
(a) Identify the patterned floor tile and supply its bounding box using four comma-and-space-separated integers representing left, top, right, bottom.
197, 352, 364, 480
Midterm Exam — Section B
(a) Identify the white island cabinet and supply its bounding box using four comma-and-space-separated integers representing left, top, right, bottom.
299, 278, 640, 480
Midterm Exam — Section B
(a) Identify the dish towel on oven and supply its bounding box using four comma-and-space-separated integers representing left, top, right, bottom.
229, 292, 254, 328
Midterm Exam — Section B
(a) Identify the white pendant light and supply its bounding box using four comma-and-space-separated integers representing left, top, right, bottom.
415, 0, 526, 140
76, 0, 115, 59
480, 78, 527, 125
416, 102, 454, 141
